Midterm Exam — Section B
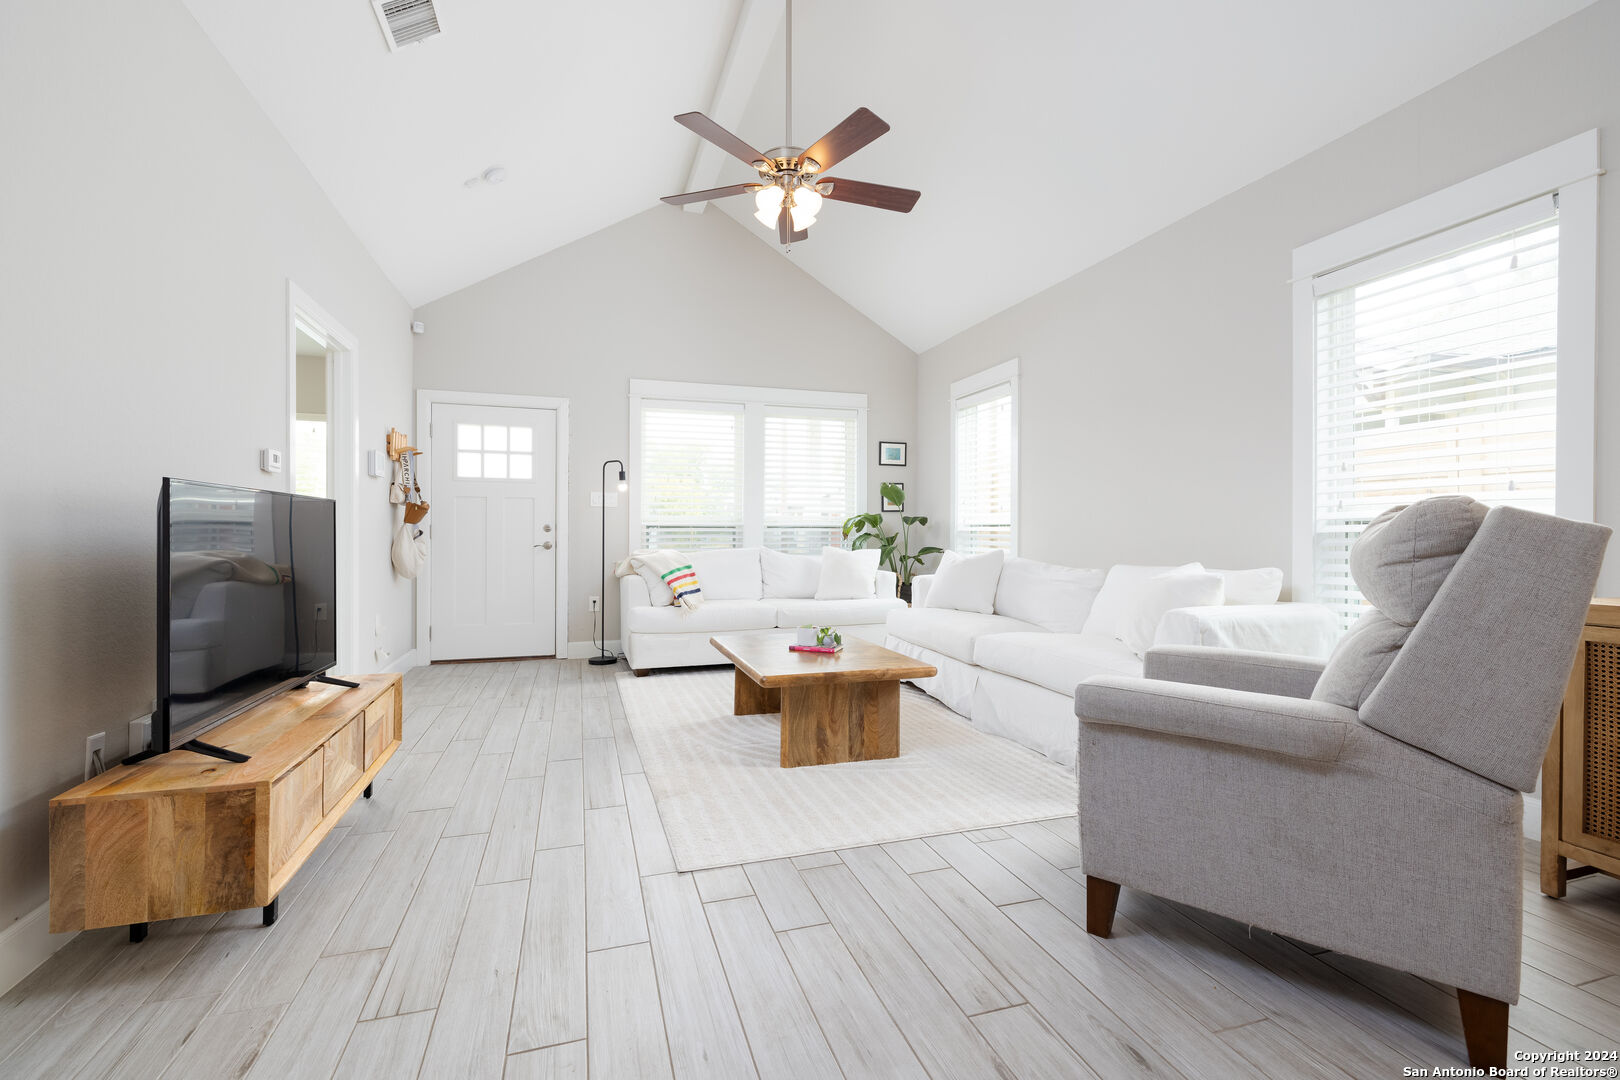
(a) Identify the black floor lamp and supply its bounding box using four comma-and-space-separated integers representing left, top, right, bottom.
590, 459, 628, 666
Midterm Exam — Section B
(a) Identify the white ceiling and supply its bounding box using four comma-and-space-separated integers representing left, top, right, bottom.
183, 0, 1590, 352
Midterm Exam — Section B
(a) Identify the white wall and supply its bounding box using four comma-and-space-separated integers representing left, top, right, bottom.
413, 207, 918, 649
914, 0, 1620, 592
0, 1, 416, 931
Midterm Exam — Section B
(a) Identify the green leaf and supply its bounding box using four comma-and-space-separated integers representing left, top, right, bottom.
879, 481, 906, 509
916, 546, 944, 557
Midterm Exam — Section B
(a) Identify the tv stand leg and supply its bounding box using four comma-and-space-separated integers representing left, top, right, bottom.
263, 897, 278, 927
129, 922, 148, 944
311, 674, 361, 689
363, 783, 373, 799
178, 739, 250, 764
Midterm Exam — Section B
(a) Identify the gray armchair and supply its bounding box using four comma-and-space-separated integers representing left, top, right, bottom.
1075, 498, 1610, 1070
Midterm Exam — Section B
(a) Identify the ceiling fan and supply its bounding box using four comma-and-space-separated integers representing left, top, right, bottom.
660, 0, 920, 248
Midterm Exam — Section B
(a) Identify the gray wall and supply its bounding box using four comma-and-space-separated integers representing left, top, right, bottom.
0, 1, 416, 929
914, 0, 1620, 593
413, 206, 918, 648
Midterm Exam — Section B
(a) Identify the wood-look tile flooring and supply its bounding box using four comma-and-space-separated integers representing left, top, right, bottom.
5, 658, 1620, 1079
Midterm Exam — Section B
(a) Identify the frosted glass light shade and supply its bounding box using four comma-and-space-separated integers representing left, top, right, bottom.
754, 206, 778, 228
754, 185, 784, 213
794, 187, 822, 216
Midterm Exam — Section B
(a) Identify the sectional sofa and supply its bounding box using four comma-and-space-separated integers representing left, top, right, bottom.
885, 557, 1340, 766
619, 547, 906, 674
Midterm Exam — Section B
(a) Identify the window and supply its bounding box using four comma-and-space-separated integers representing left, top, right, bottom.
455, 422, 535, 480
631, 381, 866, 553
1294, 133, 1597, 627
951, 360, 1018, 554
763, 409, 858, 554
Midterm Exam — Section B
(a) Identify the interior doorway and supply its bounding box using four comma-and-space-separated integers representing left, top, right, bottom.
287, 282, 361, 674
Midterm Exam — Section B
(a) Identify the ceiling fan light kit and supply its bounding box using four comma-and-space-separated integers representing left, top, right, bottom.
660, 0, 920, 248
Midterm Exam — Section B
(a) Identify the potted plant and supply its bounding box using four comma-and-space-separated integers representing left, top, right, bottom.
842, 482, 944, 603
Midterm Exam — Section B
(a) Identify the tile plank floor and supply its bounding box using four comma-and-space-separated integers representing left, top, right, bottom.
5, 657, 1620, 1079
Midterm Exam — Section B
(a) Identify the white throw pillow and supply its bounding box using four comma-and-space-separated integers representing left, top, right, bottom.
760, 549, 822, 599
689, 548, 763, 600
623, 550, 700, 610
925, 549, 1006, 614
815, 547, 881, 600
993, 557, 1107, 633
1119, 569, 1226, 658
1209, 567, 1284, 606
1082, 562, 1204, 638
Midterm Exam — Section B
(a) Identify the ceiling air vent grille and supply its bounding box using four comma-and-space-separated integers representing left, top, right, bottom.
373, 0, 442, 51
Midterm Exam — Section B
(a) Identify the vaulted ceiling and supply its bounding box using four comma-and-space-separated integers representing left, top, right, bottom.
182, 0, 1592, 351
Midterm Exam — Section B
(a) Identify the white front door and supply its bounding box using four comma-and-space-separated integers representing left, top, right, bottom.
429, 403, 558, 660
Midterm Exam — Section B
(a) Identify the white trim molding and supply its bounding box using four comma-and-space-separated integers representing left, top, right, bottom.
948, 358, 1021, 557
415, 388, 572, 662
0, 902, 75, 999
1291, 131, 1600, 600
288, 282, 362, 675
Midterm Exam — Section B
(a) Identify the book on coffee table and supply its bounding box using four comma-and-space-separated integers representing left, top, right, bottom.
788, 644, 842, 654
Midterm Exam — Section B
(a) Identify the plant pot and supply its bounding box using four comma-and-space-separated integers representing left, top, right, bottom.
898, 581, 913, 604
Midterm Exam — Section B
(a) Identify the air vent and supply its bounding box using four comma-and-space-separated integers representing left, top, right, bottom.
373, 0, 442, 51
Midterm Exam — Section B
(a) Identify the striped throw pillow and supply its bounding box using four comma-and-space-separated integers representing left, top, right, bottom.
661, 564, 703, 610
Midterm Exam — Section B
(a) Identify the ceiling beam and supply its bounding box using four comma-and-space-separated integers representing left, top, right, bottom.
681, 0, 782, 213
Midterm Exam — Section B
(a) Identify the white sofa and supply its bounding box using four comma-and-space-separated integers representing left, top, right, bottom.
620, 547, 906, 674
885, 557, 1340, 767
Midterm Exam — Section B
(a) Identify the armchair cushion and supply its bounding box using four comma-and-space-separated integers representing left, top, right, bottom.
1310, 610, 1408, 710
1352, 496, 1487, 624
1076, 675, 1355, 761
1144, 645, 1325, 699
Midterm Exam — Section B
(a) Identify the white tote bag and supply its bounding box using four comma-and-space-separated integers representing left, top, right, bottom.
391, 523, 428, 579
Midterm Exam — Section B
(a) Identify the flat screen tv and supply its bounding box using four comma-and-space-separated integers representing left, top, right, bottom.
139, 478, 342, 764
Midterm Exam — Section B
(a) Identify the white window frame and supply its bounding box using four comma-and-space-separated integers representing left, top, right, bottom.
949, 358, 1020, 556
1290, 130, 1599, 602
627, 379, 868, 550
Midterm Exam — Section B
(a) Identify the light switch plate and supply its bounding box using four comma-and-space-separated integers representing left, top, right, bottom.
590, 491, 619, 508
259, 448, 283, 474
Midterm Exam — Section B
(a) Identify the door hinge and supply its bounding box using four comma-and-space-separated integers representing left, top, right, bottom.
428, 626, 432, 641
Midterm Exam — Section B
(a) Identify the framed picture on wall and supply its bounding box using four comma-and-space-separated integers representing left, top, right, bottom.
878, 441, 907, 466
883, 482, 905, 512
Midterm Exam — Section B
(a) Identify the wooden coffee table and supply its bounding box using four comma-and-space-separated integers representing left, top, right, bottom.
710, 632, 938, 768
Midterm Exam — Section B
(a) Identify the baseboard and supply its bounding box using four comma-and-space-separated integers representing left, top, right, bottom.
0, 901, 76, 998
1524, 793, 1541, 841
384, 649, 420, 674
568, 639, 622, 661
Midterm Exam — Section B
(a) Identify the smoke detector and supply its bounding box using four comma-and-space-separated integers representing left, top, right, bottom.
373, 0, 442, 52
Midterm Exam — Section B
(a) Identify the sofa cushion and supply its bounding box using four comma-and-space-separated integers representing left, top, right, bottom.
973, 632, 1142, 697
689, 548, 762, 601
1209, 567, 1284, 606
1081, 563, 1204, 638
885, 606, 1041, 664
624, 599, 777, 635
992, 558, 1106, 633
925, 549, 1005, 613
1118, 569, 1225, 658
776, 597, 906, 627
760, 550, 820, 598
815, 546, 880, 600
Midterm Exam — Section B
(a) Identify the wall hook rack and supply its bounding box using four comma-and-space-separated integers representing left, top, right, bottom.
386, 428, 423, 461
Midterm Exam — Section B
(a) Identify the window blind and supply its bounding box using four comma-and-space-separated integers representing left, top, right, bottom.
1311, 201, 1559, 626
639, 403, 744, 550
953, 385, 1014, 554
762, 410, 857, 554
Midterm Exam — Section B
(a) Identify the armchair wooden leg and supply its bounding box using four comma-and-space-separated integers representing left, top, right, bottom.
1457, 989, 1508, 1071
1085, 876, 1120, 937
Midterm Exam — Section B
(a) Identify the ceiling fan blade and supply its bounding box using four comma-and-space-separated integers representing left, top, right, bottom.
778, 206, 792, 245
660, 183, 757, 206
818, 178, 921, 213
800, 108, 889, 173
674, 112, 769, 167
791, 225, 810, 243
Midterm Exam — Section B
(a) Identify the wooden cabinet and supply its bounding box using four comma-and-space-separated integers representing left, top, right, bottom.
1541, 600, 1620, 896
49, 674, 402, 933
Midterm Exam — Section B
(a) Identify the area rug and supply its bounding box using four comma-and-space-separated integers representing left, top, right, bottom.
616, 667, 1077, 871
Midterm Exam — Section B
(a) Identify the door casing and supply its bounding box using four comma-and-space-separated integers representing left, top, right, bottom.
416, 388, 571, 662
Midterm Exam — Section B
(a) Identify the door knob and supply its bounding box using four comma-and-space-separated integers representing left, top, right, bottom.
535, 540, 553, 550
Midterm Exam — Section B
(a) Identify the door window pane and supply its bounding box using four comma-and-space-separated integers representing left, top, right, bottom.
457, 451, 482, 478
457, 424, 482, 450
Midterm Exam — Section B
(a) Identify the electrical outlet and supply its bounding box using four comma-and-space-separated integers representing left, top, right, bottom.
314, 602, 330, 621
129, 715, 151, 756
84, 732, 106, 781
588, 596, 600, 611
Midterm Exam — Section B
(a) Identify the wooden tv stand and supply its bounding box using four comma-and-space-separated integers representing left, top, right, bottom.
49, 674, 401, 940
